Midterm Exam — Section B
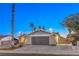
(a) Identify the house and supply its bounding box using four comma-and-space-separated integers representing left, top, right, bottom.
0, 35, 19, 48
0, 35, 3, 46
27, 30, 56, 45
18, 30, 72, 46
0, 35, 13, 48
0, 35, 3, 40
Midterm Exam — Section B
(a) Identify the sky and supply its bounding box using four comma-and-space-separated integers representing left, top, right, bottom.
0, 3, 79, 37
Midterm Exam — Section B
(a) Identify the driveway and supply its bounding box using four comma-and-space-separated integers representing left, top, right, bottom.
0, 45, 79, 56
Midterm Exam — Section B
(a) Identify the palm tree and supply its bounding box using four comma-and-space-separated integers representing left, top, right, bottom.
29, 22, 36, 31
38, 26, 42, 30
38, 26, 45, 31
42, 26, 45, 31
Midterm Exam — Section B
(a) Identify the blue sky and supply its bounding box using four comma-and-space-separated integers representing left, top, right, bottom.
0, 3, 79, 37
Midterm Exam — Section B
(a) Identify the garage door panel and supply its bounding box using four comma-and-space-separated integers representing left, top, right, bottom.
32, 36, 49, 45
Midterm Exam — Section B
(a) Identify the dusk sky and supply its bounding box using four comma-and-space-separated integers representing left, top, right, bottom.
0, 3, 79, 37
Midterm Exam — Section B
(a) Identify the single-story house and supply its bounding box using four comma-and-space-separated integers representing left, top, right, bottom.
0, 35, 4, 40
0, 35, 19, 48
18, 30, 72, 46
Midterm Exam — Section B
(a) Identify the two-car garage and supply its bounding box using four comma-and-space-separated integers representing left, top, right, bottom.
32, 36, 49, 45
28, 30, 56, 45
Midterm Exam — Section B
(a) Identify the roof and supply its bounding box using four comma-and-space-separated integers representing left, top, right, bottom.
28, 30, 51, 35
1, 36, 12, 41
0, 35, 7, 40
0, 35, 17, 41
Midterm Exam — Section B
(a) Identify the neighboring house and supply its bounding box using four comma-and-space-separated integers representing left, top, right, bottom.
0, 35, 3, 46
0, 35, 18, 48
0, 35, 13, 48
0, 35, 3, 40
27, 30, 56, 45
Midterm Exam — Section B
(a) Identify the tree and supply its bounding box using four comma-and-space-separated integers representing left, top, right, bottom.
38, 26, 41, 30
38, 26, 45, 31
29, 22, 36, 31
42, 26, 45, 30
62, 13, 79, 45
63, 13, 79, 34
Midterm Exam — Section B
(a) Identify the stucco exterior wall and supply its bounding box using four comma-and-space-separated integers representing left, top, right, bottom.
49, 37, 56, 45
26, 36, 32, 45
77, 41, 79, 46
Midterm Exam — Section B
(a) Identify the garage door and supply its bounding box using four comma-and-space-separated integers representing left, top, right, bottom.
32, 36, 49, 45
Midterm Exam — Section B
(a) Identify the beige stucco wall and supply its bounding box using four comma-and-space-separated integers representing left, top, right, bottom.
26, 36, 32, 45
49, 37, 56, 45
